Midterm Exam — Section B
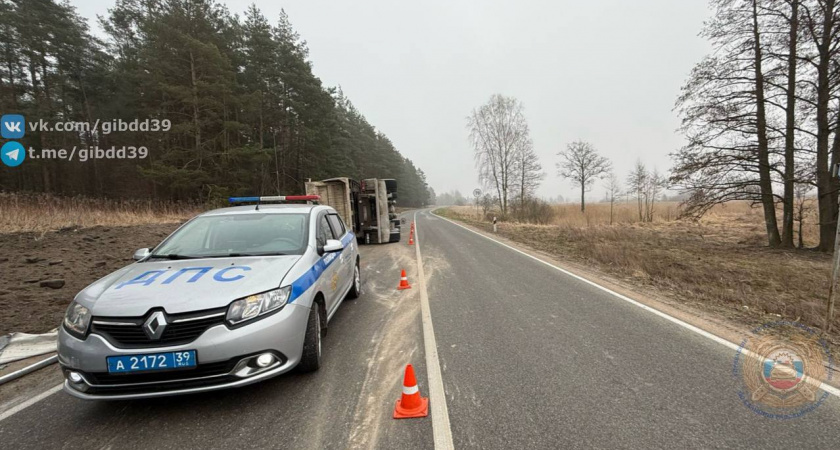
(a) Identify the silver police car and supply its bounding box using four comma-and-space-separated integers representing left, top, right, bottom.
58, 196, 360, 399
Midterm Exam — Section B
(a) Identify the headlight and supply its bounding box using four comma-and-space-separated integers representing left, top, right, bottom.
63, 301, 91, 338
226, 287, 291, 326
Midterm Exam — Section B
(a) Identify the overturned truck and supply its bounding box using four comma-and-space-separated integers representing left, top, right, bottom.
305, 178, 400, 244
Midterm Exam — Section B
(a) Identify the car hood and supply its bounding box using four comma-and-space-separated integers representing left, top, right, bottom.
75, 256, 301, 316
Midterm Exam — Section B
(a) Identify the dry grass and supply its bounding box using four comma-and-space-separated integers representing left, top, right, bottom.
440, 200, 836, 336
0, 192, 201, 234
466, 199, 821, 247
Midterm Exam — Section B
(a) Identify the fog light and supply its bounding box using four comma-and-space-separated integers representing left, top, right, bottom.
256, 353, 274, 368
67, 371, 83, 383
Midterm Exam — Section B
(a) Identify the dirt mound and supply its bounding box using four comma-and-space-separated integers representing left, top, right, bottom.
0, 223, 181, 334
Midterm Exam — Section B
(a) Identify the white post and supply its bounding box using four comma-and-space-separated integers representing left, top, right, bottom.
493, 216, 497, 233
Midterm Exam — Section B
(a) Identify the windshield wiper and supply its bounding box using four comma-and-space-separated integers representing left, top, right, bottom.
149, 253, 200, 260
224, 252, 288, 257
150, 252, 289, 259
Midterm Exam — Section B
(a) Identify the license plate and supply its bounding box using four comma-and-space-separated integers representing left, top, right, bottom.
107, 350, 197, 374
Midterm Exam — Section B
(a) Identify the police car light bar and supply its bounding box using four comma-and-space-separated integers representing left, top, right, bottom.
228, 195, 321, 204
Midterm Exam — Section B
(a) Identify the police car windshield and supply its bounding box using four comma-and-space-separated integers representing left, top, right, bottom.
152, 213, 309, 258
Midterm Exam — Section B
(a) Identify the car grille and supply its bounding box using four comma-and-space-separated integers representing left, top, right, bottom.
91, 307, 227, 348
80, 359, 236, 385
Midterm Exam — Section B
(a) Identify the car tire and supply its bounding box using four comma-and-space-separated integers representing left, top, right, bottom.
347, 262, 361, 300
297, 304, 322, 373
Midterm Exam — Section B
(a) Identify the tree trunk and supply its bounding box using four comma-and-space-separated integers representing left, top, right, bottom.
580, 181, 585, 212
781, 0, 799, 248
798, 217, 804, 249
637, 193, 643, 221
5, 59, 17, 108
752, 0, 782, 247
189, 50, 201, 166
815, 0, 837, 251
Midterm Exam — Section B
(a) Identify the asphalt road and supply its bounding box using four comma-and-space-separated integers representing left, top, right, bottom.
417, 209, 840, 449
2, 208, 840, 449
0, 221, 433, 450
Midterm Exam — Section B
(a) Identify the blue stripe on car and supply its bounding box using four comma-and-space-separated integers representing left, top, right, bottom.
288, 232, 355, 303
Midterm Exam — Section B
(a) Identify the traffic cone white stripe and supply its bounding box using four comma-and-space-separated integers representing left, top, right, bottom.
403, 385, 419, 395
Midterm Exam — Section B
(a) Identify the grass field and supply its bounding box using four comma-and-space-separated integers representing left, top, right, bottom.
0, 192, 201, 234
439, 200, 835, 339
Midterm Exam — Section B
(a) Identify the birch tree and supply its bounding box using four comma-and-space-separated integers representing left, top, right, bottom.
467, 94, 533, 215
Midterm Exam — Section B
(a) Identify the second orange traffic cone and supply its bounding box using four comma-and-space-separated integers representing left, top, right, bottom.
408, 232, 414, 245
397, 269, 412, 290
394, 364, 428, 419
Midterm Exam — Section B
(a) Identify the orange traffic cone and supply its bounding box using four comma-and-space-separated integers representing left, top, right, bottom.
408, 233, 414, 245
394, 364, 428, 419
397, 270, 412, 290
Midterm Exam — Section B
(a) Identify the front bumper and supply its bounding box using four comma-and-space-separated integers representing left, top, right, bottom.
58, 303, 311, 399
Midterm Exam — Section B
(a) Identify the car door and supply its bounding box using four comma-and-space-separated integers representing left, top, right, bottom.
327, 213, 353, 294
316, 212, 342, 315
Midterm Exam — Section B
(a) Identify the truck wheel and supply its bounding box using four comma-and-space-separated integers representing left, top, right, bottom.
347, 262, 361, 299
297, 304, 322, 372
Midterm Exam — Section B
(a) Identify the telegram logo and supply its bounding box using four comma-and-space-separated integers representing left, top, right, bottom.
1, 141, 25, 167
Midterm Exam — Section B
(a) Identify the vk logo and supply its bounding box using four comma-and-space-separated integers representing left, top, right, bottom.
0, 114, 24, 139
1, 141, 25, 167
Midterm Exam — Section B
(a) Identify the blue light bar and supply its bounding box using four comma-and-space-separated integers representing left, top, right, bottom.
228, 195, 320, 204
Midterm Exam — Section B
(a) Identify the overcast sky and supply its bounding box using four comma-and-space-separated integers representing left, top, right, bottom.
74, 0, 712, 201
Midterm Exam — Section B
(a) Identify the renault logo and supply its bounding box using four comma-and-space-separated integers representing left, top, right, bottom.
143, 311, 167, 340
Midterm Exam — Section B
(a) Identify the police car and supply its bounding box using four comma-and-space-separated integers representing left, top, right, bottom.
58, 196, 361, 399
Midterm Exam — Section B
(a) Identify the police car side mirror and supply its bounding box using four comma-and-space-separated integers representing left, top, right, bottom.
323, 239, 344, 254
133, 248, 150, 261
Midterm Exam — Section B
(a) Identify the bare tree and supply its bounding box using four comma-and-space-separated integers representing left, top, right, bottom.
467, 94, 532, 216
644, 169, 668, 222
801, 0, 840, 251
627, 162, 667, 222
556, 141, 611, 212
672, 0, 783, 246
779, 0, 802, 248
480, 193, 496, 218
604, 172, 622, 225
514, 139, 544, 204
511, 139, 545, 220
794, 183, 814, 248
627, 160, 648, 221
673, 0, 839, 251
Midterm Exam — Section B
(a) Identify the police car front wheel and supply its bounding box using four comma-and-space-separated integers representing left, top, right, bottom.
347, 262, 361, 299
297, 304, 322, 372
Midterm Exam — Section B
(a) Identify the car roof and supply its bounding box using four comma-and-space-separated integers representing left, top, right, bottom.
200, 204, 334, 217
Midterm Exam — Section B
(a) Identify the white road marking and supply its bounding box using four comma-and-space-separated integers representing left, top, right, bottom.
413, 211, 455, 450
0, 383, 63, 422
431, 210, 840, 399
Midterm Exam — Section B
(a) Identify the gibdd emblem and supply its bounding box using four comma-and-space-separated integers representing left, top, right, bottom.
733, 321, 833, 419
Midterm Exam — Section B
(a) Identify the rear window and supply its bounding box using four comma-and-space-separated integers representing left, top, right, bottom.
316, 215, 335, 247
327, 214, 346, 237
